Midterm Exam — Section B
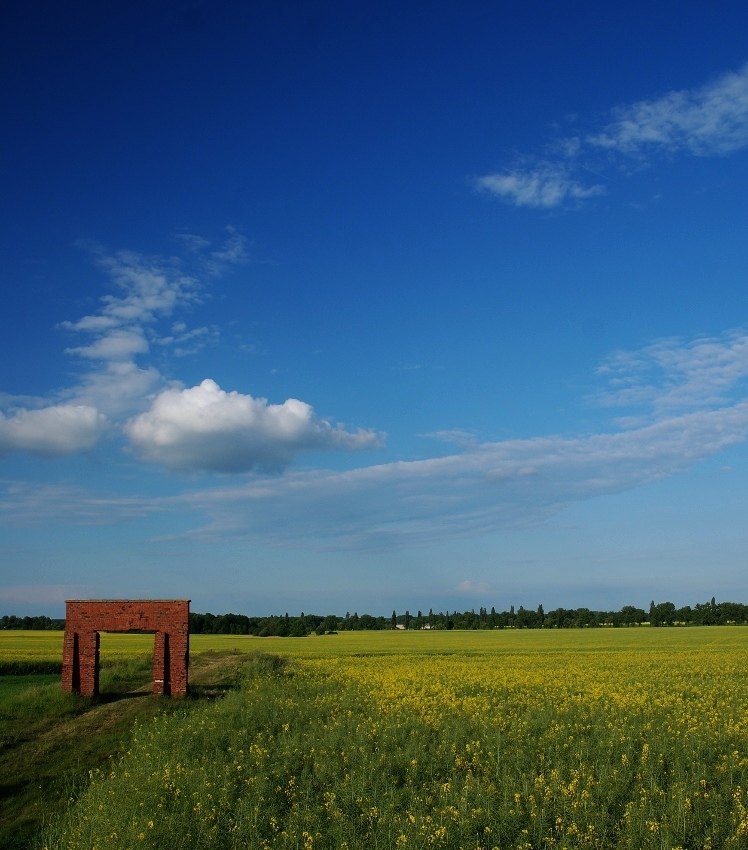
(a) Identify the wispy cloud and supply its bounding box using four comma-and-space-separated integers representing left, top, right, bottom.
475, 164, 604, 209
175, 225, 249, 276
165, 401, 748, 549
478, 63, 748, 209
596, 329, 748, 418
7, 329, 748, 550
425, 429, 478, 447
588, 64, 748, 156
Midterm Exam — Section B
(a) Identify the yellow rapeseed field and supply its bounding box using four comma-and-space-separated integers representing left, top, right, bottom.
28, 626, 748, 849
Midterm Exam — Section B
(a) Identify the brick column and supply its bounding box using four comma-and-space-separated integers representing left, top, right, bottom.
61, 629, 79, 693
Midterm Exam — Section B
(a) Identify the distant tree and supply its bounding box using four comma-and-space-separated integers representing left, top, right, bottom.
675, 605, 693, 625
321, 614, 339, 633
274, 616, 290, 637
289, 618, 307, 637
649, 600, 659, 627
620, 606, 645, 627
649, 601, 676, 627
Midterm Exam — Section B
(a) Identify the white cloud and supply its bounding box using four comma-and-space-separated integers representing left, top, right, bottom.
596, 329, 748, 417
6, 328, 748, 548
2, 236, 383, 469
68, 362, 162, 419
54, 247, 207, 417
138, 328, 748, 547
61, 315, 120, 333
475, 166, 604, 208
124, 379, 384, 473
0, 405, 106, 458
478, 63, 748, 209
149, 398, 748, 550
5, 397, 747, 543
588, 63, 748, 156
155, 324, 218, 357
66, 328, 149, 361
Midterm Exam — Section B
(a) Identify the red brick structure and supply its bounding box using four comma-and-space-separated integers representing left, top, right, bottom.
62, 600, 190, 697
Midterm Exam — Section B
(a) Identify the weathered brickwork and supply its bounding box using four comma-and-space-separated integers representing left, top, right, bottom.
62, 600, 190, 697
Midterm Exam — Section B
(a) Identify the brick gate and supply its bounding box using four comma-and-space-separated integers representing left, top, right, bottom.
62, 599, 190, 697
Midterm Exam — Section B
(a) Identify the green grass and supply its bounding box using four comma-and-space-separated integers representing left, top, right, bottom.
0, 650, 249, 850
0, 674, 58, 700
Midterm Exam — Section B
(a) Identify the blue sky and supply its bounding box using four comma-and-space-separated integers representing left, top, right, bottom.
3, 1, 748, 617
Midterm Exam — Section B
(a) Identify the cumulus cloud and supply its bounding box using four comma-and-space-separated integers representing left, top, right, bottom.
70, 362, 162, 419
478, 63, 748, 209
475, 165, 604, 208
5, 394, 748, 544
124, 379, 384, 473
0, 405, 106, 458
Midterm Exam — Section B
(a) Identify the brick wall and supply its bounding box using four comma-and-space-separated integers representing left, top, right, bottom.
62, 600, 189, 697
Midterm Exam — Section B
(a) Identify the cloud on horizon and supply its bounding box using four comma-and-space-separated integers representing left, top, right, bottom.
478, 63, 748, 208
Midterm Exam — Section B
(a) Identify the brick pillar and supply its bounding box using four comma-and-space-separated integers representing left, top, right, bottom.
78, 631, 100, 697
169, 629, 189, 697
61, 630, 79, 693
153, 631, 167, 695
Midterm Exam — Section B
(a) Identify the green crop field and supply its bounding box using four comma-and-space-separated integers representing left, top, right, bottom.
4, 624, 742, 665
3, 627, 748, 849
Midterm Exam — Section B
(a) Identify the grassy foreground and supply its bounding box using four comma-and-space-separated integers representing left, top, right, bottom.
0, 646, 246, 850
3, 628, 748, 849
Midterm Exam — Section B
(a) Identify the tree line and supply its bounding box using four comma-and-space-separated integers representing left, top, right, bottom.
0, 615, 65, 630
188, 597, 748, 636
3, 598, 747, 635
